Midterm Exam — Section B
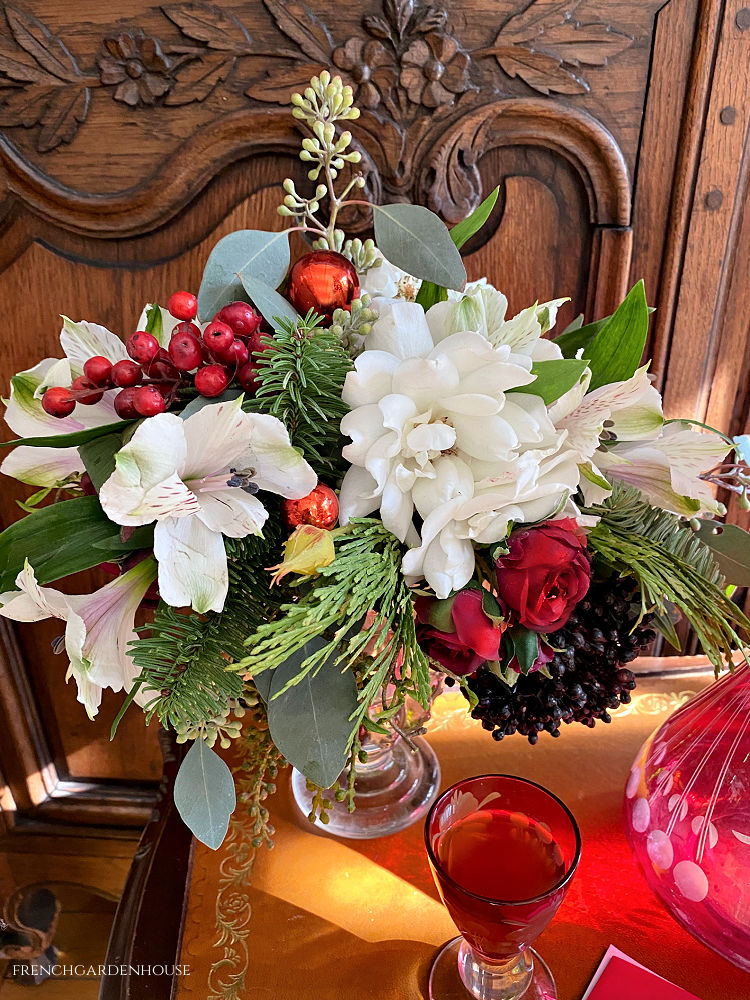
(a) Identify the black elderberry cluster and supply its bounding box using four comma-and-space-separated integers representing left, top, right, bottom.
464, 576, 656, 744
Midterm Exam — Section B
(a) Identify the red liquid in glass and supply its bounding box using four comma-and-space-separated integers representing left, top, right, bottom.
437, 809, 566, 901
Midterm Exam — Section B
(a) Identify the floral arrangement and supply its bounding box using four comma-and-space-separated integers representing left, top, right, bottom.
2, 72, 750, 849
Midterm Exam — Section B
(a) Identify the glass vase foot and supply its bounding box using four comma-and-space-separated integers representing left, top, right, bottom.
428, 938, 556, 1000
291, 735, 440, 839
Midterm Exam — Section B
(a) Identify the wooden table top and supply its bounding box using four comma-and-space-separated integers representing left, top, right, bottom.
101, 658, 750, 1000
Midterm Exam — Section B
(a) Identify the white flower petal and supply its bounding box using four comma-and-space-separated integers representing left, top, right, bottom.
342, 351, 398, 407
4, 360, 113, 438
154, 517, 229, 613
1, 445, 84, 486
338, 465, 381, 522
239, 412, 317, 499
366, 300, 433, 359
181, 397, 254, 480
99, 413, 189, 526
60, 317, 129, 366
33, 357, 73, 398
196, 488, 268, 538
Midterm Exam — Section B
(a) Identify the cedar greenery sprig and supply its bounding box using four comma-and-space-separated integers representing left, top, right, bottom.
233, 519, 432, 745
247, 311, 353, 476
584, 484, 750, 673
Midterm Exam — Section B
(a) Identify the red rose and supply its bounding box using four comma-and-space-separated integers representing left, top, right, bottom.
495, 519, 590, 632
416, 589, 504, 676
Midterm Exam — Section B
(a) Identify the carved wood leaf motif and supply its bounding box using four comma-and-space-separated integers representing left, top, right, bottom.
0, 0, 637, 212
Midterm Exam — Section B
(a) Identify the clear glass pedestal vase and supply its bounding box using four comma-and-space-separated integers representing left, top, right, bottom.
624, 662, 750, 971
291, 731, 441, 839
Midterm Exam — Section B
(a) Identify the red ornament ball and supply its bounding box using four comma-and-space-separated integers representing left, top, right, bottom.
287, 251, 359, 324
283, 484, 339, 529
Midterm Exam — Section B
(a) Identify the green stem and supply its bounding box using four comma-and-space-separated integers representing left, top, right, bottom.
664, 417, 735, 447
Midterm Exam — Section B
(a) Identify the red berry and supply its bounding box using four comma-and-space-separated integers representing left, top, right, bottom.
217, 301, 261, 337
172, 320, 201, 339
133, 385, 167, 417
111, 359, 143, 388
217, 338, 249, 368
70, 375, 104, 405
114, 387, 140, 419
42, 386, 75, 418
83, 355, 113, 386
195, 364, 230, 397
168, 291, 198, 322
147, 359, 180, 382
168, 333, 203, 372
126, 331, 160, 365
202, 320, 234, 356
237, 360, 260, 393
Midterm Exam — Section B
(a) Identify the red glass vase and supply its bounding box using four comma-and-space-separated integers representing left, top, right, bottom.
624, 663, 750, 971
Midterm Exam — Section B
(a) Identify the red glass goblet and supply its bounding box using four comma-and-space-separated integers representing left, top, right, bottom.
425, 774, 581, 999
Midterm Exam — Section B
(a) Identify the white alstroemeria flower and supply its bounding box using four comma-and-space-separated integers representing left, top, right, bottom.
547, 366, 664, 504
99, 398, 316, 614
596, 423, 730, 517
359, 251, 421, 303
426, 281, 568, 364
338, 300, 538, 544
0, 559, 157, 719
401, 401, 582, 597
2, 317, 128, 486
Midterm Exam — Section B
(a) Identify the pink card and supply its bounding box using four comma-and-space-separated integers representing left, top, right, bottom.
583, 946, 703, 1000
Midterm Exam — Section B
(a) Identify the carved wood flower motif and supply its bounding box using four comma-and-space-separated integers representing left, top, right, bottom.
400, 33, 470, 109
98, 32, 172, 107
332, 38, 395, 110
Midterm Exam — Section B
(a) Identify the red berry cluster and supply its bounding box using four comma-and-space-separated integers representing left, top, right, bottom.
41, 292, 267, 421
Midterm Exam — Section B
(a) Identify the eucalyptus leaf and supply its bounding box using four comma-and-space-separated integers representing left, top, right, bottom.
79, 432, 123, 491
449, 186, 500, 250
173, 738, 236, 850
508, 359, 589, 405
240, 275, 300, 328
583, 281, 649, 391
251, 666, 276, 702
0, 420, 136, 450
267, 638, 358, 788
694, 521, 750, 586
372, 204, 466, 291
0, 496, 134, 592
197, 229, 291, 321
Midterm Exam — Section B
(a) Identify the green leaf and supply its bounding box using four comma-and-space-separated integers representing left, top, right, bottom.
506, 627, 539, 675
554, 316, 606, 359
481, 589, 505, 626
173, 738, 236, 850
178, 388, 242, 421
145, 303, 163, 339
694, 520, 750, 586
267, 637, 359, 788
579, 462, 612, 491
0, 420, 135, 450
0, 495, 132, 592
583, 281, 649, 391
415, 279, 448, 311
197, 229, 291, 321
449, 187, 499, 250
78, 432, 123, 491
91, 524, 154, 553
372, 204, 466, 291
508, 359, 589, 404
240, 274, 300, 328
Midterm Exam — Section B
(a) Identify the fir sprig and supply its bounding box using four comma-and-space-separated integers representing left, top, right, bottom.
247, 312, 352, 476
584, 484, 750, 672
128, 530, 284, 732
233, 519, 431, 745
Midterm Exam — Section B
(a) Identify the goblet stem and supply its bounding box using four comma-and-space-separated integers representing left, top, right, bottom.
457, 940, 533, 1000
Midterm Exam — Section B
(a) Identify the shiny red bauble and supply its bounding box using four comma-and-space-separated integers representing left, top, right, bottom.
42, 386, 75, 417
287, 251, 359, 324
168, 290, 198, 321
282, 484, 339, 529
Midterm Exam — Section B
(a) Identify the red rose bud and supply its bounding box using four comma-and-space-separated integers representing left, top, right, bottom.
415, 589, 504, 676
495, 518, 591, 633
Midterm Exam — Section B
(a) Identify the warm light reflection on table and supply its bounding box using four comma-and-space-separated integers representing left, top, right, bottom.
176, 668, 750, 1000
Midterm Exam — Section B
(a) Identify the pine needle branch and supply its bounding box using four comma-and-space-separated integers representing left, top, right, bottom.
584, 484, 750, 673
